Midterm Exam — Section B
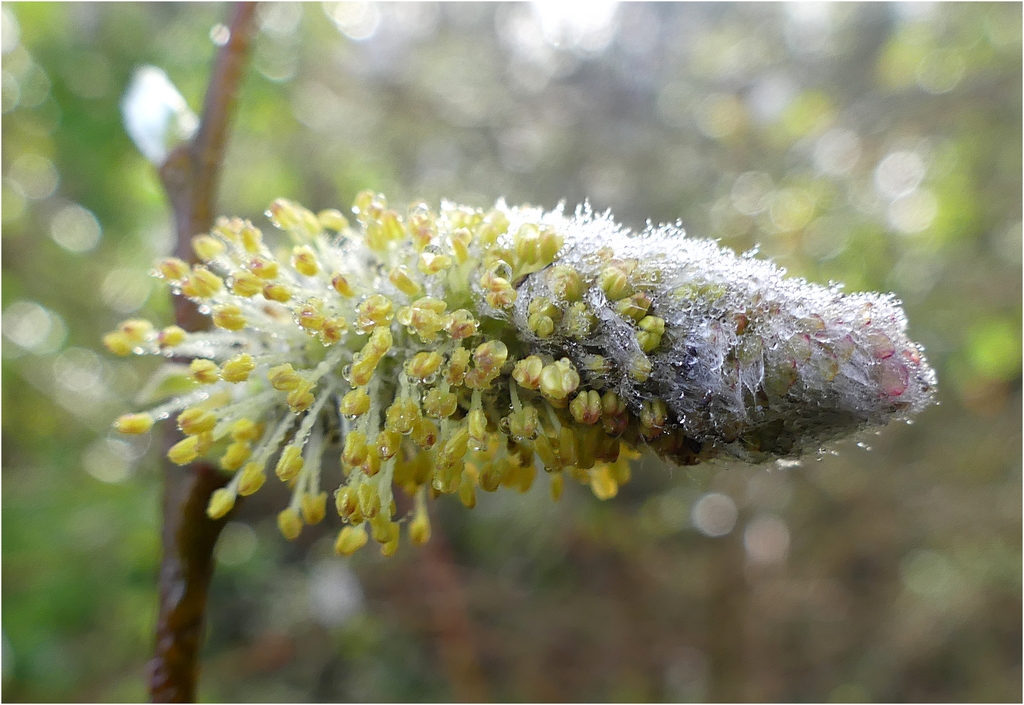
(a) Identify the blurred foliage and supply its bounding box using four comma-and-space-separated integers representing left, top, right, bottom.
2, 2, 1020, 702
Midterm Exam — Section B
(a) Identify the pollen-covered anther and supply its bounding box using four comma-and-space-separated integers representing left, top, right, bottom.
547, 265, 585, 302
190, 358, 220, 385
168, 435, 202, 465
409, 510, 431, 546
192, 235, 225, 262
601, 391, 629, 435
389, 266, 422, 297
268, 363, 302, 391
445, 309, 478, 340
423, 388, 458, 418
473, 340, 508, 376
102, 331, 133, 356
539, 358, 581, 401
406, 351, 443, 381
385, 397, 420, 434
119, 319, 154, 342
569, 390, 602, 426
230, 270, 263, 298
261, 283, 291, 303
230, 418, 261, 442
342, 431, 369, 469
220, 441, 251, 472
177, 407, 217, 436
181, 266, 223, 299
221, 353, 255, 383
207, 488, 236, 520
276, 445, 304, 481
376, 429, 402, 460
507, 405, 540, 441
449, 227, 472, 263
411, 417, 439, 449
286, 380, 316, 413
446, 347, 471, 386
277, 508, 303, 540
249, 257, 279, 280
114, 412, 154, 435
291, 245, 320, 277
512, 355, 544, 390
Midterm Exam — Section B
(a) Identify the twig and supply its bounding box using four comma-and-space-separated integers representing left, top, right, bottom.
147, 4, 258, 702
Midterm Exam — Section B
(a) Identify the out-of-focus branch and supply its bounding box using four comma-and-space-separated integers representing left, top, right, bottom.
147, 4, 258, 702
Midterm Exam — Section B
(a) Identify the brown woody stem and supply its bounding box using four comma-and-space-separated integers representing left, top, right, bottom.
147, 3, 257, 702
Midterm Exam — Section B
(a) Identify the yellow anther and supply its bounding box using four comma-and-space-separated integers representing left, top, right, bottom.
473, 340, 508, 376
418, 252, 452, 276
237, 462, 266, 496
409, 511, 431, 546
342, 431, 369, 468
331, 273, 355, 298
506, 405, 540, 441
267, 200, 318, 238
212, 305, 246, 331
188, 359, 219, 385
477, 209, 509, 246
385, 397, 420, 435
449, 227, 473, 263
411, 417, 439, 449
207, 488, 236, 520
446, 346, 471, 386
221, 353, 255, 383
375, 429, 402, 460
550, 472, 564, 502
230, 270, 263, 298
423, 388, 458, 418
539, 358, 580, 401
335, 525, 369, 556
291, 245, 320, 277
396, 297, 448, 341
182, 266, 223, 299
301, 492, 328, 525
569, 390, 602, 426
297, 302, 326, 332
262, 283, 292, 303
598, 264, 633, 301
602, 390, 626, 416
157, 257, 189, 280
615, 292, 652, 322
192, 235, 225, 262
230, 418, 261, 442
533, 433, 558, 469
114, 413, 154, 435
389, 266, 422, 297
468, 408, 487, 446
158, 325, 187, 348
406, 351, 443, 380
446, 310, 478, 340
528, 313, 555, 338
277, 508, 303, 540
339, 388, 371, 417
357, 482, 381, 518
366, 325, 393, 357
548, 265, 584, 302
220, 441, 251, 472
361, 448, 381, 477
168, 436, 201, 465
640, 399, 668, 439
538, 227, 563, 265
286, 380, 316, 413
590, 465, 619, 500
442, 426, 471, 463
481, 273, 517, 309
249, 257, 279, 280
563, 302, 596, 339
102, 331, 133, 356
276, 445, 304, 481
528, 297, 561, 321
119, 319, 154, 342
637, 315, 666, 353
320, 317, 347, 346
268, 364, 302, 391
348, 355, 378, 387
239, 224, 263, 253
512, 356, 544, 390
513, 223, 541, 266
177, 407, 217, 436
318, 208, 349, 232
335, 486, 357, 518
356, 294, 394, 330
628, 354, 653, 382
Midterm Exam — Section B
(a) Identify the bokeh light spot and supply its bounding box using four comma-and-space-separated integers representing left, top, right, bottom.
691, 492, 738, 537
50, 203, 102, 253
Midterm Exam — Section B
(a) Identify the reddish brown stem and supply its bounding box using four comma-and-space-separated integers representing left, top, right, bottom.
147, 3, 258, 702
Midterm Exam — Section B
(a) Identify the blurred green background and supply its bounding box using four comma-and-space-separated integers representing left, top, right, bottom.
2, 2, 1020, 702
